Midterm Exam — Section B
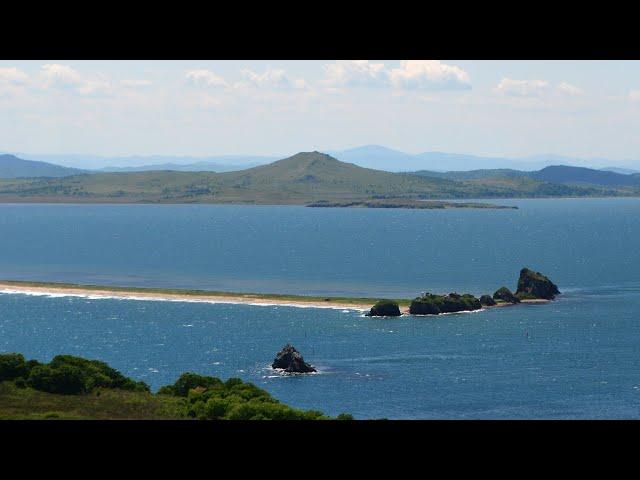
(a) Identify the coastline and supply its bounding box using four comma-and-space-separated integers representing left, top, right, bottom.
0, 279, 550, 313
0, 280, 385, 311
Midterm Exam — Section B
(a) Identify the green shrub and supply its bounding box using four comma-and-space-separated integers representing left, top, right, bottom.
0, 353, 29, 381
48, 355, 149, 392
158, 372, 224, 397
337, 413, 354, 420
28, 364, 87, 395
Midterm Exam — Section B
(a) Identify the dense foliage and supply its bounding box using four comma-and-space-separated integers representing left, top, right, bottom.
409, 292, 481, 315
157, 372, 223, 396
0, 353, 353, 420
0, 353, 149, 395
158, 372, 353, 420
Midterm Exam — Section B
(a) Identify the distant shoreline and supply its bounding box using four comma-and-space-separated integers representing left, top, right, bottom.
0, 280, 548, 313
0, 280, 381, 311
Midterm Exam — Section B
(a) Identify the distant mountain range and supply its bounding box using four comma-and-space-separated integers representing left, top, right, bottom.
0, 152, 637, 204
0, 154, 86, 178
5, 145, 640, 173
325, 145, 640, 173
98, 161, 263, 173
1, 153, 277, 171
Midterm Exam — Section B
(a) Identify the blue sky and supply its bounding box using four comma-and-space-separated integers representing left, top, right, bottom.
1, 60, 640, 163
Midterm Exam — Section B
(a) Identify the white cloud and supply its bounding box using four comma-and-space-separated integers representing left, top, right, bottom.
40, 64, 112, 97
389, 60, 471, 90
556, 82, 584, 96
495, 78, 551, 97
240, 67, 307, 90
322, 60, 470, 90
322, 60, 388, 87
0, 67, 30, 85
495, 78, 585, 99
629, 90, 640, 101
121, 79, 152, 88
184, 69, 228, 88
41, 64, 84, 88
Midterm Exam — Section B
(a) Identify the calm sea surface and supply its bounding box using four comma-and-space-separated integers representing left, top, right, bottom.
1, 199, 639, 418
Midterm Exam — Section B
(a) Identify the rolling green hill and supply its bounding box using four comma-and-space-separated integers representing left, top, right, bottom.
0, 151, 477, 203
0, 152, 634, 204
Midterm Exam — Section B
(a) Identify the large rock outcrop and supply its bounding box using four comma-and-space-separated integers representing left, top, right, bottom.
409, 292, 481, 315
365, 300, 401, 317
271, 344, 316, 373
493, 286, 520, 304
516, 268, 560, 300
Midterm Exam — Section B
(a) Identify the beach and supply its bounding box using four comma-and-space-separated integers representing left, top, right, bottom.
0, 280, 377, 311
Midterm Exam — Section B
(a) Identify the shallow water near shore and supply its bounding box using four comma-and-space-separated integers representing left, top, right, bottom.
1, 198, 640, 418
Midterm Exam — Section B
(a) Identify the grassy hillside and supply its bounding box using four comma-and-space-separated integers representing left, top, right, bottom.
0, 152, 636, 204
531, 165, 640, 187
0, 381, 186, 420
0, 152, 478, 203
414, 167, 638, 197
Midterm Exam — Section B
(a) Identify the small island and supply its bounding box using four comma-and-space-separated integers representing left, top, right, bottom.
272, 344, 316, 373
307, 199, 518, 210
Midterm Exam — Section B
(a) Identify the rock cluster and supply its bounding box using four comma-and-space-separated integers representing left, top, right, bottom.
271, 344, 316, 373
362, 268, 560, 319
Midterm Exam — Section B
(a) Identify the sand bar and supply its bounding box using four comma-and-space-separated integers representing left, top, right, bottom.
0, 280, 380, 311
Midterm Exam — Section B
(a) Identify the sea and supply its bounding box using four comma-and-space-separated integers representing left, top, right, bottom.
1, 198, 639, 419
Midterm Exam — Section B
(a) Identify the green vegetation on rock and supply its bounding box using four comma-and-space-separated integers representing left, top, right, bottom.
409, 292, 481, 315
366, 300, 402, 317
479, 294, 497, 306
493, 287, 521, 304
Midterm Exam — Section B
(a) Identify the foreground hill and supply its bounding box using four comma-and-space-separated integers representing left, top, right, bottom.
0, 152, 634, 204
0, 154, 85, 178
0, 353, 348, 420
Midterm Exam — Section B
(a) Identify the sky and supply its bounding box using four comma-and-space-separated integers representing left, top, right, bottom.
1, 60, 640, 164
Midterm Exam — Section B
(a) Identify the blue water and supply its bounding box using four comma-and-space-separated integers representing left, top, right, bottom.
0, 199, 639, 418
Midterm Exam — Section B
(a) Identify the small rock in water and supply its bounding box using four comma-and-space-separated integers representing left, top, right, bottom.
272, 344, 316, 373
